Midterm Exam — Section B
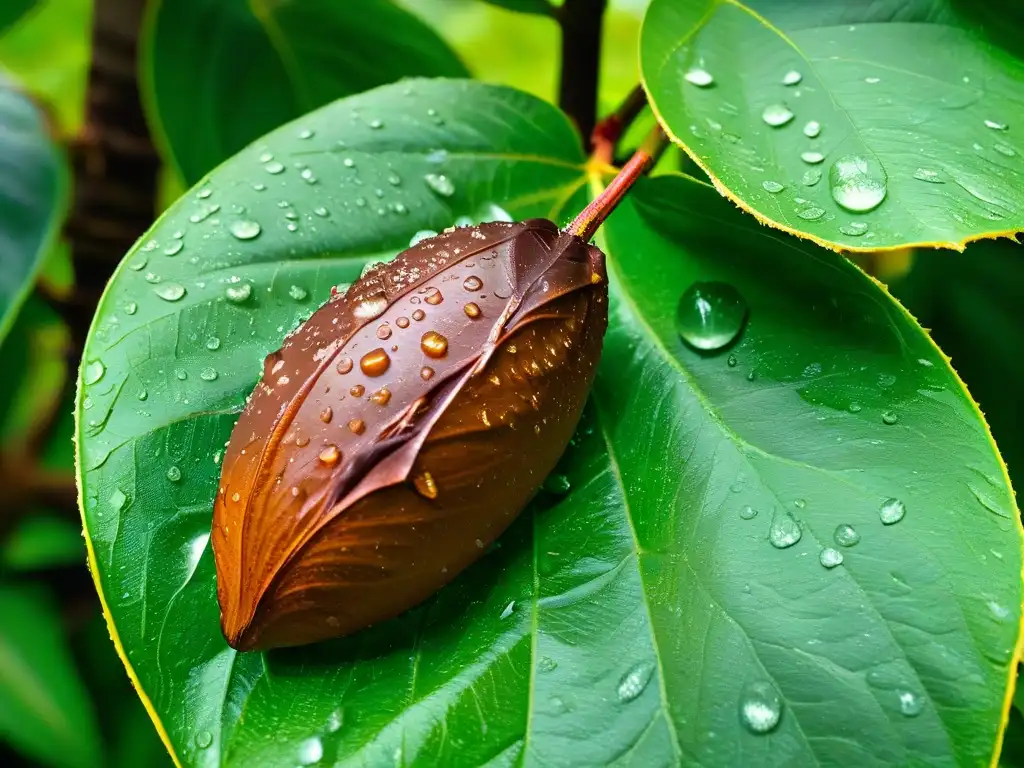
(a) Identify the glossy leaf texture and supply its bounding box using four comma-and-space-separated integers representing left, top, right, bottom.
0, 0, 36, 34
77, 79, 1021, 767
141, 0, 469, 185
640, 0, 1024, 251
0, 72, 67, 344
0, 585, 102, 768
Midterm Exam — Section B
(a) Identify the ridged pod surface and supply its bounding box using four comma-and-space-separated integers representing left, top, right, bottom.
212, 219, 607, 650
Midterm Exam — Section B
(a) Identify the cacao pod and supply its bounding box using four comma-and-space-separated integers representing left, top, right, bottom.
212, 218, 607, 650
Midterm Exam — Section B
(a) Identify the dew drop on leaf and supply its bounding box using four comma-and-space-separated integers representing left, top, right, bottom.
797, 206, 826, 221
166, 466, 182, 482
768, 509, 801, 548
544, 474, 571, 494
675, 281, 748, 352
229, 220, 261, 240
800, 151, 824, 164
834, 524, 861, 547
225, 283, 252, 304
288, 285, 308, 301
762, 180, 784, 193
913, 168, 943, 184
881, 410, 899, 425
684, 67, 714, 87
839, 221, 869, 237
200, 367, 218, 381
801, 169, 822, 187
819, 547, 844, 568
739, 681, 782, 733
195, 731, 212, 749
879, 498, 906, 525
297, 737, 323, 765
829, 155, 887, 213
617, 661, 656, 703
424, 173, 455, 197
163, 239, 184, 256
899, 691, 924, 717
803, 120, 821, 138
739, 505, 758, 520
110, 488, 127, 511
984, 119, 1008, 130
154, 283, 186, 302
499, 600, 515, 619
762, 104, 794, 127
264, 161, 284, 174
206, 337, 221, 351
782, 70, 802, 86
84, 360, 105, 385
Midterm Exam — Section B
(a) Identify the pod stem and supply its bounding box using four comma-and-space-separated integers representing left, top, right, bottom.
568, 123, 669, 242
590, 84, 647, 164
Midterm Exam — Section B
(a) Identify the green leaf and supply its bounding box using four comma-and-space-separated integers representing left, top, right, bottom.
477, 0, 556, 17
0, 584, 102, 768
78, 79, 1020, 766
2, 515, 83, 571
0, 73, 67, 345
0, 0, 36, 35
142, 0, 470, 185
640, 0, 1024, 251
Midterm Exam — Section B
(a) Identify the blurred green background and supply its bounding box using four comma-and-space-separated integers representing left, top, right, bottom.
0, 1, 1020, 766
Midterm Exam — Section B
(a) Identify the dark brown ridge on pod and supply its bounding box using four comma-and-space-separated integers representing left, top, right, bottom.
212, 219, 607, 650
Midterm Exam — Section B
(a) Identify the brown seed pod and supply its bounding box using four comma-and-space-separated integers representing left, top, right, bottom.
212, 219, 607, 650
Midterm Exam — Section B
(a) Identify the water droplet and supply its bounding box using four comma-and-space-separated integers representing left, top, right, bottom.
803, 120, 821, 138
195, 731, 213, 749
137, 388, 148, 401
415, 471, 439, 499
994, 143, 1016, 158
424, 173, 455, 197
298, 737, 323, 765
739, 681, 782, 734
865, 76, 881, 84
762, 180, 785, 193
412, 309, 426, 322
326, 709, 343, 733
84, 360, 105, 385
819, 547, 844, 568
229, 220, 261, 241
879, 498, 906, 525
353, 293, 388, 320
801, 169, 822, 186
370, 388, 391, 406
913, 168, 943, 184
984, 119, 1008, 130
782, 70, 802, 86
376, 323, 392, 340
538, 656, 557, 673
464, 302, 481, 319
298, 128, 314, 139
288, 285, 308, 301
313, 206, 329, 218
155, 283, 186, 302
200, 367, 218, 381
300, 168, 317, 184
336, 357, 353, 375
320, 406, 333, 424
829, 154, 887, 213
544, 474, 571, 495
421, 331, 449, 358
410, 229, 437, 246
762, 104, 794, 127
797, 206, 826, 221
840, 221, 869, 237
617, 661, 655, 703
319, 445, 341, 466
898, 691, 924, 717
834, 524, 860, 547
739, 505, 758, 520
110, 488, 127, 511
348, 418, 365, 435
369, 118, 384, 129
264, 161, 284, 174
125, 301, 138, 315
166, 466, 182, 482
360, 348, 391, 376
768, 509, 802, 548
424, 287, 443, 305
801, 151, 824, 164
163, 240, 184, 256
197, 188, 212, 199
881, 410, 899, 425
675, 281, 748, 352
206, 337, 221, 351
463, 275, 483, 291
225, 283, 252, 303
684, 67, 714, 87
175, 369, 187, 381
252, 182, 266, 192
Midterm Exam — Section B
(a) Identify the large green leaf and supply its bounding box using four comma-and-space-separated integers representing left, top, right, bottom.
477, 0, 556, 17
640, 0, 1024, 251
142, 0, 470, 185
78, 79, 1020, 766
0, 0, 36, 34
0, 584, 102, 768
0, 73, 67, 345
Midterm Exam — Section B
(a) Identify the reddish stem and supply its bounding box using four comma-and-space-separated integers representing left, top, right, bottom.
590, 85, 647, 165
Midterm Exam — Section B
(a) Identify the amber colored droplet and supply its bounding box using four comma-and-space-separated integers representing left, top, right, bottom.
464, 302, 481, 319
421, 331, 448, 358
396, 316, 410, 329
360, 348, 391, 377
371, 388, 392, 406
424, 288, 443, 305
336, 357, 353, 374
348, 418, 365, 435
350, 384, 365, 397
412, 309, 426, 321
318, 445, 341, 466
376, 324, 392, 340
414, 472, 438, 499
320, 406, 333, 424
463, 275, 483, 291
295, 435, 310, 447
420, 366, 434, 381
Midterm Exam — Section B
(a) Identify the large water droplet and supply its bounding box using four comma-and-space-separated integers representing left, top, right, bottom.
84, 360, 106, 385
768, 509, 801, 548
617, 661, 656, 703
200, 367, 218, 381
155, 283, 186, 302
125, 301, 138, 315
762, 104, 794, 127
110, 488, 128, 511
881, 410, 899, 425
834, 524, 860, 547
739, 681, 782, 734
829, 154, 887, 213
288, 285, 308, 301
264, 161, 284, 174
424, 173, 455, 197
225, 283, 252, 304
839, 221, 869, 237
163, 239, 184, 256
803, 120, 821, 138
684, 67, 714, 87
360, 348, 391, 376
421, 331, 449, 358
801, 169, 822, 186
913, 168, 944, 184
819, 547, 844, 568
762, 180, 784, 193
898, 691, 924, 717
879, 498, 906, 525
229, 220, 261, 240
801, 151, 824, 164
410, 229, 437, 247
353, 293, 388, 321
675, 281, 748, 352
297, 737, 323, 765
797, 206, 826, 221
740, 505, 758, 520
782, 70, 802, 86
166, 466, 182, 482
985, 119, 1008, 131
195, 731, 213, 749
